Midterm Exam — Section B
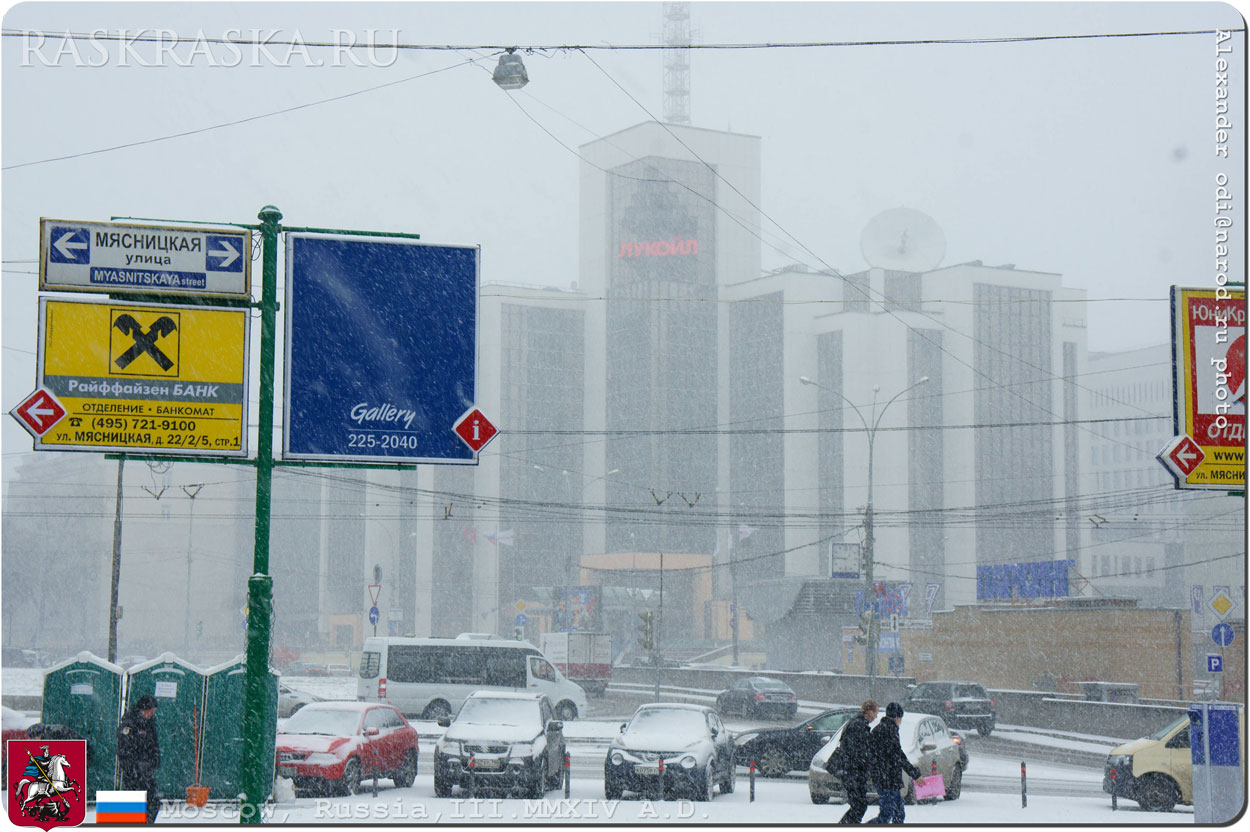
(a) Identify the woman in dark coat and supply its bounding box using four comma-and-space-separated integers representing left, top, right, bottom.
867, 702, 921, 824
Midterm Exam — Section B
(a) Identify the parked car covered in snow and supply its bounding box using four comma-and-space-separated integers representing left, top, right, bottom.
903, 681, 996, 736
809, 711, 964, 805
433, 692, 566, 799
715, 676, 799, 720
275, 702, 418, 796
605, 703, 735, 801
278, 682, 322, 718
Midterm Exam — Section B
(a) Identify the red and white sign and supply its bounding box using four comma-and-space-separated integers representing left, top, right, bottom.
9, 389, 67, 438
1169, 286, 1246, 489
453, 407, 498, 453
1158, 434, 1206, 478
368, 584, 381, 605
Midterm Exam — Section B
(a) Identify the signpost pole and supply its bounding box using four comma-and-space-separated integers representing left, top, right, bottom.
239, 205, 281, 824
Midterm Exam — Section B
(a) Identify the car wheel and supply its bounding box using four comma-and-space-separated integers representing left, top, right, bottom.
605, 774, 623, 800
943, 764, 962, 800
977, 721, 993, 738
810, 790, 830, 805
529, 758, 548, 800
556, 701, 578, 721
422, 699, 452, 721
393, 750, 418, 789
758, 747, 789, 778
903, 779, 916, 805
1136, 774, 1180, 812
696, 764, 715, 802
721, 757, 736, 794
341, 758, 362, 796
433, 767, 453, 798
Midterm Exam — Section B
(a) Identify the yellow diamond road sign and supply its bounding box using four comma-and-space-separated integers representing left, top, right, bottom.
33, 297, 249, 456
1209, 590, 1235, 620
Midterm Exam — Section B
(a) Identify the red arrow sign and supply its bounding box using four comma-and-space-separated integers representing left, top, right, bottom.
1158, 434, 1206, 479
10, 388, 66, 437
453, 407, 498, 452
1168, 435, 1206, 476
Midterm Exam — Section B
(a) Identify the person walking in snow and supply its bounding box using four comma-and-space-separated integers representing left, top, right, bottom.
867, 702, 921, 824
836, 699, 879, 823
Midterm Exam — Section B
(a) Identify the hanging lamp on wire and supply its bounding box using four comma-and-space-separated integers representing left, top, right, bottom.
492, 48, 529, 90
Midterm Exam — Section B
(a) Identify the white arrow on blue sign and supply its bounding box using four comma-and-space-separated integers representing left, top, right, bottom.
515, 613, 528, 626
1212, 622, 1235, 647
40, 218, 251, 298
368, 605, 380, 625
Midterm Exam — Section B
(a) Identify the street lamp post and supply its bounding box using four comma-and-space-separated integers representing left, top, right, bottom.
181, 483, 204, 656
799, 374, 928, 700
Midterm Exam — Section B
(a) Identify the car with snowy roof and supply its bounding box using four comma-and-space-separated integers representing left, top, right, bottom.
433, 691, 566, 799
275, 701, 418, 796
902, 681, 996, 736
605, 703, 735, 801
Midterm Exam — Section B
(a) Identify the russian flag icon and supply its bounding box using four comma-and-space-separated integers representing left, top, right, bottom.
95, 791, 147, 823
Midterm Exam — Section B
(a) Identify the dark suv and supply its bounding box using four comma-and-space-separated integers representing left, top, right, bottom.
903, 681, 996, 736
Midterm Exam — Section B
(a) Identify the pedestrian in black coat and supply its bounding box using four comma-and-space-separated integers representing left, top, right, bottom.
867, 702, 921, 824
836, 699, 879, 823
116, 694, 162, 823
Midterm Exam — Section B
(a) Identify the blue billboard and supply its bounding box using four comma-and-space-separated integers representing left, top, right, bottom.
976, 559, 1074, 601
283, 234, 479, 463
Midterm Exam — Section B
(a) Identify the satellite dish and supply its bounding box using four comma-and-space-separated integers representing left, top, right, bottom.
859, 207, 946, 272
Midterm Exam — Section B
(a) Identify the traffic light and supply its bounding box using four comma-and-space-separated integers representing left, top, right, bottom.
855, 608, 872, 645
196, 620, 203, 638
637, 611, 655, 652
513, 626, 524, 641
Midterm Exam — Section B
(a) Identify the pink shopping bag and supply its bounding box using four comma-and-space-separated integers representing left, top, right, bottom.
913, 774, 946, 800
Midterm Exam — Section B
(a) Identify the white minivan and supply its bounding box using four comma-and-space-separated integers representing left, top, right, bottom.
357, 636, 588, 722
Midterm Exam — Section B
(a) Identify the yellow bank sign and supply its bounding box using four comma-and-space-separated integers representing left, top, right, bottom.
35, 298, 249, 456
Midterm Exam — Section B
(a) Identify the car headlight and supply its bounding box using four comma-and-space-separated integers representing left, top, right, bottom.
440, 741, 461, 757
610, 752, 624, 766
679, 756, 697, 770
1107, 754, 1132, 774
737, 732, 759, 746
304, 753, 338, 765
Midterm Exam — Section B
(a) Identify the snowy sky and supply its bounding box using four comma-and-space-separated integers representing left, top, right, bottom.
2, 1, 1245, 473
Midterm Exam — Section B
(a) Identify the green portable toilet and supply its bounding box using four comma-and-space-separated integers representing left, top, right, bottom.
123, 653, 205, 797
40, 651, 123, 799
199, 656, 278, 802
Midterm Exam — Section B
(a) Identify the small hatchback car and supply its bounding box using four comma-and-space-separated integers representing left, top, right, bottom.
275, 702, 418, 796
605, 703, 736, 801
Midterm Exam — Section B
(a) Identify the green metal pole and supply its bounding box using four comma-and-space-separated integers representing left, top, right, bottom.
240, 205, 281, 823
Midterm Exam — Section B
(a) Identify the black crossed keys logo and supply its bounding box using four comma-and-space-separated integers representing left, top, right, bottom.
112, 313, 178, 372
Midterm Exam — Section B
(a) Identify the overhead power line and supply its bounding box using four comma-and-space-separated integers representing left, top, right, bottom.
2, 28, 1229, 51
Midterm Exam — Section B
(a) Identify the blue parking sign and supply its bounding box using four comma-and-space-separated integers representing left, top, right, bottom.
1208, 655, 1224, 673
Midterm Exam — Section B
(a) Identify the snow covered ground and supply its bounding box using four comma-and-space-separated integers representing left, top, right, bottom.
78, 773, 1187, 825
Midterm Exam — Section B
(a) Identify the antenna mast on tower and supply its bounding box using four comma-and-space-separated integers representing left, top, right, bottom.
662, 2, 691, 125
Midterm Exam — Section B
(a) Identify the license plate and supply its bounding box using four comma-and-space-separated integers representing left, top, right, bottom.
277, 766, 296, 777
635, 765, 659, 775
474, 759, 502, 771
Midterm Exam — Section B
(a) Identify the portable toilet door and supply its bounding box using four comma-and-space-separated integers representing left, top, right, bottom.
200, 656, 278, 801
123, 653, 205, 797
40, 652, 123, 799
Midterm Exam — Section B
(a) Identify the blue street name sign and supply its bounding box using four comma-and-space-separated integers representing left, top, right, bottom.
1212, 622, 1235, 647
368, 605, 380, 625
283, 234, 479, 463
40, 219, 251, 298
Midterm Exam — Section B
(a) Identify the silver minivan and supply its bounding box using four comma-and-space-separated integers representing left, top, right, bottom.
357, 636, 588, 721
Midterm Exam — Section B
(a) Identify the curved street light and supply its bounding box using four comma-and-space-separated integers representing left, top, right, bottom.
799, 374, 929, 698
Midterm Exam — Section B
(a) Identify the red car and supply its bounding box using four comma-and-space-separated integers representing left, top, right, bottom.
276, 702, 418, 797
